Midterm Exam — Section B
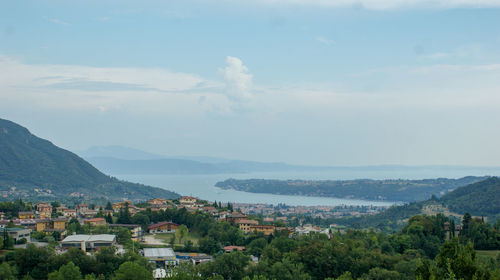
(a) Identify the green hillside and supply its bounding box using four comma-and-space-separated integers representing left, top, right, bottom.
440, 176, 500, 216
0, 118, 178, 201
339, 177, 500, 231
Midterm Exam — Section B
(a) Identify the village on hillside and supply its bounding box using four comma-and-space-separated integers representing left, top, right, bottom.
0, 195, 386, 277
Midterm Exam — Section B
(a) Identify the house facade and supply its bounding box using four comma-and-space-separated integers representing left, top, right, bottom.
84, 218, 106, 226
236, 219, 259, 234
147, 221, 180, 233
249, 225, 276, 236
18, 211, 35, 219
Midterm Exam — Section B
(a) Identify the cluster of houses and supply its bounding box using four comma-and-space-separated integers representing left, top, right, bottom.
1, 196, 338, 264
0, 195, 349, 280
0, 201, 144, 246
0, 197, 211, 245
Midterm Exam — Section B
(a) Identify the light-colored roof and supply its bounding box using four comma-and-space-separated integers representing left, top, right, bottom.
86, 218, 105, 222
62, 234, 116, 243
143, 247, 175, 258
88, 235, 116, 242
236, 219, 258, 225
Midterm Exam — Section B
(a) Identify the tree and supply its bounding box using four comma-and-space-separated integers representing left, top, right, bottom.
67, 218, 83, 234
362, 268, 401, 280
184, 240, 194, 252
105, 201, 113, 211
176, 225, 188, 244
435, 238, 477, 280
94, 247, 122, 278
0, 262, 17, 280
199, 236, 219, 255
268, 258, 311, 280
48, 262, 82, 280
3, 232, 14, 249
169, 262, 202, 280
14, 244, 52, 279
116, 228, 132, 245
112, 261, 153, 280
131, 213, 150, 230
335, 272, 354, 280
200, 251, 250, 280
247, 238, 268, 257
117, 205, 132, 224
106, 213, 113, 224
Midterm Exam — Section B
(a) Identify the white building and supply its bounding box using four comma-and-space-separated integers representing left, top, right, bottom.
61, 234, 116, 252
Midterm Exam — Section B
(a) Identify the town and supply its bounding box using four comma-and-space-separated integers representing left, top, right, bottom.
1, 196, 383, 278
1, 191, 499, 280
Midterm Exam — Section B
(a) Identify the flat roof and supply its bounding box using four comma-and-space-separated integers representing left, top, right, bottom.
62, 234, 116, 243
143, 247, 175, 258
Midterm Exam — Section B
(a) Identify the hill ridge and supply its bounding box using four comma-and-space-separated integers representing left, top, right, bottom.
0, 118, 179, 202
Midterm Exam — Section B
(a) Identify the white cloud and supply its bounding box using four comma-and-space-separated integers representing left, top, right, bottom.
43, 17, 70, 25
220, 56, 253, 101
236, 0, 500, 10
316, 36, 335, 45
2, 56, 500, 166
1, 55, 500, 121
0, 56, 216, 93
422, 44, 483, 60
0, 56, 227, 115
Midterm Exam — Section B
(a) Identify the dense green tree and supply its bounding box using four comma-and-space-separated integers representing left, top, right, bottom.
106, 213, 113, 224
14, 244, 53, 279
247, 238, 268, 257
130, 213, 150, 230
0, 262, 17, 280
105, 201, 113, 210
115, 228, 132, 245
117, 204, 132, 224
199, 236, 220, 255
47, 262, 82, 280
200, 251, 250, 280
176, 225, 189, 243
112, 261, 153, 280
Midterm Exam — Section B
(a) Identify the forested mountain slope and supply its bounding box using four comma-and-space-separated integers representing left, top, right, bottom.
338, 177, 500, 231
440, 177, 500, 215
0, 118, 178, 201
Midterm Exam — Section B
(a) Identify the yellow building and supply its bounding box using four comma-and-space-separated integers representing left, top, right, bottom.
148, 198, 167, 205
53, 218, 68, 230
179, 196, 197, 205
250, 225, 276, 236
113, 201, 132, 212
18, 211, 35, 219
236, 219, 259, 234
36, 218, 68, 232
36, 220, 52, 232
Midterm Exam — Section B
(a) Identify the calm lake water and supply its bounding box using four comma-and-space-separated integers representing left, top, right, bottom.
115, 167, 500, 207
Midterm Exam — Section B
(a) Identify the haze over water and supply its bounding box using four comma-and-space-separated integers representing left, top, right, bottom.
116, 166, 500, 206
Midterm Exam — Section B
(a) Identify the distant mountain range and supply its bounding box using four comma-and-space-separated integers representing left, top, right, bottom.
0, 118, 179, 202
78, 145, 332, 175
78, 145, 500, 177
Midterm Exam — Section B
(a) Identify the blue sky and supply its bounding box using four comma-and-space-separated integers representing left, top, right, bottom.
1, 0, 500, 166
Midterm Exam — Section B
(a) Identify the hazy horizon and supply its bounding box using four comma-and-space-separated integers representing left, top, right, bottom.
2, 1, 500, 167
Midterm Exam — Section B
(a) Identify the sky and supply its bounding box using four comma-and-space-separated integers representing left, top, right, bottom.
1, 0, 500, 166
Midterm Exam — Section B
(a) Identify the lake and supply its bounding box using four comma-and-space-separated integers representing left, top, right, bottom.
114, 166, 500, 206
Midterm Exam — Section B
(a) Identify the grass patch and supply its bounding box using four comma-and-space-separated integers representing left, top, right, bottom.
476, 250, 500, 258
154, 232, 200, 246
0, 249, 13, 256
